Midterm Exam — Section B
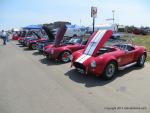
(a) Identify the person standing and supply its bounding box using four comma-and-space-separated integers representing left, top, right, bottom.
1, 30, 7, 45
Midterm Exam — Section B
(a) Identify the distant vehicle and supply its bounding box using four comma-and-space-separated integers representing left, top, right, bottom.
44, 25, 88, 63
36, 26, 55, 52
12, 28, 21, 40
53, 25, 86, 38
18, 25, 43, 45
87, 23, 118, 33
19, 30, 40, 46
127, 28, 149, 35
71, 30, 147, 80
26, 37, 48, 50
26, 26, 55, 50
18, 25, 55, 50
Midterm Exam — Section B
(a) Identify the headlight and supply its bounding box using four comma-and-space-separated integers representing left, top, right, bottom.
51, 49, 54, 54
91, 60, 96, 68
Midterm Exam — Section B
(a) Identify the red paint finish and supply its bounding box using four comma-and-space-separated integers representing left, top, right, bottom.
72, 30, 147, 77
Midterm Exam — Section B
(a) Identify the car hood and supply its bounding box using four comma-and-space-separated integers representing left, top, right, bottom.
54, 25, 67, 47
74, 30, 112, 64
83, 30, 112, 56
42, 26, 55, 42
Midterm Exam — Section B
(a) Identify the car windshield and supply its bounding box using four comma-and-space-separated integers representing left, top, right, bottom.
68, 38, 82, 44
104, 36, 127, 47
104, 35, 135, 51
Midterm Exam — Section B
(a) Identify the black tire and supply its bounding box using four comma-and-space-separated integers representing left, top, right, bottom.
60, 51, 71, 63
103, 61, 117, 80
136, 54, 146, 67
31, 43, 36, 50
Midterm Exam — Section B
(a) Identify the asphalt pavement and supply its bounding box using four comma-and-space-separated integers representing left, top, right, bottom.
0, 40, 150, 113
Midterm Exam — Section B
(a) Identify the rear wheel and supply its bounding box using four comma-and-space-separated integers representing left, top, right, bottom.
103, 61, 117, 80
60, 51, 71, 63
136, 54, 146, 67
31, 43, 36, 50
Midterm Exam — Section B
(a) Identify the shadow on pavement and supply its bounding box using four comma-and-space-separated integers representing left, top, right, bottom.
65, 66, 144, 88
18, 45, 25, 47
116, 65, 144, 77
16, 43, 21, 45
16, 43, 26, 47
39, 58, 65, 66
33, 51, 43, 56
23, 48, 34, 51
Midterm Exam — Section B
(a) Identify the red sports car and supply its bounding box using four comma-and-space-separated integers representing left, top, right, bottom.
12, 34, 20, 40
44, 25, 88, 63
71, 30, 147, 80
26, 38, 48, 49
26, 26, 54, 50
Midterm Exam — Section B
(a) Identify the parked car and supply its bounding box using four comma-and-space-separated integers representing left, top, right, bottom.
12, 29, 21, 40
36, 26, 55, 52
44, 25, 88, 63
18, 25, 43, 45
71, 30, 147, 80
17, 30, 27, 42
23, 34, 40, 47
18, 30, 38, 45
26, 37, 48, 49
53, 25, 87, 38
36, 40, 54, 52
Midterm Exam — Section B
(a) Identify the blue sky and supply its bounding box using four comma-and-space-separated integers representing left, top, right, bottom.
0, 0, 150, 30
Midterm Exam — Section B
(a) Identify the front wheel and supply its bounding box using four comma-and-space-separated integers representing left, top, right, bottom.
60, 51, 71, 63
136, 54, 146, 67
103, 62, 117, 80
31, 43, 36, 50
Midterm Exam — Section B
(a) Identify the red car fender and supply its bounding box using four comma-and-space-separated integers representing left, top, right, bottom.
17, 36, 22, 40
93, 55, 118, 75
44, 44, 54, 53
72, 49, 84, 62
135, 46, 147, 59
54, 47, 72, 59
60, 47, 72, 53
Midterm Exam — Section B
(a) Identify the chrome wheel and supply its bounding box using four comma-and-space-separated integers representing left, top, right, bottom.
140, 55, 145, 65
61, 51, 71, 63
106, 64, 115, 78
103, 62, 117, 80
32, 44, 36, 50
137, 54, 146, 67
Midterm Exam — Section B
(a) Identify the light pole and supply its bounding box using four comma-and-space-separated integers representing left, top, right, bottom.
91, 6, 97, 33
112, 10, 115, 24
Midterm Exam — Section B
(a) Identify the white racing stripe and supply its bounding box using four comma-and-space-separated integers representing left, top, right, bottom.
84, 30, 107, 55
84, 30, 102, 55
76, 54, 91, 63
75, 30, 107, 64
76, 54, 87, 62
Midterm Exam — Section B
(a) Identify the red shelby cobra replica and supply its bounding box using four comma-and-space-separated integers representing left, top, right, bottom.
71, 30, 147, 80
44, 25, 88, 63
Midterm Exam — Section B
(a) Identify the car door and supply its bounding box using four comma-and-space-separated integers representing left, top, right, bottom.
117, 45, 136, 66
123, 50, 135, 64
